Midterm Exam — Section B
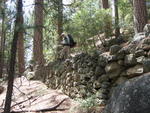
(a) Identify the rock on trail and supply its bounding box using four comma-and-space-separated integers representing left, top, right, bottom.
0, 76, 77, 113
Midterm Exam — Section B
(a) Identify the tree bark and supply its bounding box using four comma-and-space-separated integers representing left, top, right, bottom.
33, 0, 45, 66
17, 8, 25, 75
133, 0, 147, 33
112, 0, 120, 37
54, 0, 63, 59
0, 1, 6, 78
57, 0, 63, 38
101, 0, 111, 38
4, 0, 23, 112
101, 0, 109, 9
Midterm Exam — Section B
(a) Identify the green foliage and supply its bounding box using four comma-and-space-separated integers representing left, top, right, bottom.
43, 3, 58, 62
64, 0, 112, 52
76, 95, 98, 109
69, 95, 99, 113
42, 0, 135, 61
2, 0, 136, 64
118, 0, 133, 29
0, 1, 16, 65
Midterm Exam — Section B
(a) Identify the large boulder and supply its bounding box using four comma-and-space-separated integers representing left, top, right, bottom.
104, 72, 150, 113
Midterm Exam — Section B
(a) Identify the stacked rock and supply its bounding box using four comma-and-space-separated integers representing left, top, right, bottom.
31, 24, 150, 104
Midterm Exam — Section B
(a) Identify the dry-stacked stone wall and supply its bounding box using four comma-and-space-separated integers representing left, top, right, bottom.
34, 27, 150, 105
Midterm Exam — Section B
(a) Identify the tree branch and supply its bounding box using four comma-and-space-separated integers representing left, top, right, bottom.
10, 98, 67, 113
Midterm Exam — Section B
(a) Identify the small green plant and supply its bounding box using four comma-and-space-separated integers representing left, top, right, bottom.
69, 95, 99, 113
77, 95, 98, 109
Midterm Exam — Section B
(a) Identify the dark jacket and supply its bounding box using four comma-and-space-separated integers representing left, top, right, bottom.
61, 34, 76, 47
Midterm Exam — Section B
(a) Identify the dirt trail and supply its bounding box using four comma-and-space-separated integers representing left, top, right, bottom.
0, 76, 78, 113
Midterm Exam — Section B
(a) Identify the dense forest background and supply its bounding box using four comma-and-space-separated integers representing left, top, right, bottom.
0, 0, 149, 73
0, 0, 150, 112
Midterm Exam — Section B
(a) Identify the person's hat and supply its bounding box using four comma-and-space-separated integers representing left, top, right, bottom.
60, 33, 66, 37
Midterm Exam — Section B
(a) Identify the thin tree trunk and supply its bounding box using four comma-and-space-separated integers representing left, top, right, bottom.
112, 0, 120, 37
33, 0, 45, 66
57, 0, 63, 38
133, 0, 147, 33
17, 8, 25, 75
0, 2, 6, 78
4, 0, 23, 112
115, 0, 120, 37
101, 0, 109, 9
101, 0, 111, 38
55, 0, 63, 59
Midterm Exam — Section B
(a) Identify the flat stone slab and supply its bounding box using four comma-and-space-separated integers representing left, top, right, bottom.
0, 76, 77, 113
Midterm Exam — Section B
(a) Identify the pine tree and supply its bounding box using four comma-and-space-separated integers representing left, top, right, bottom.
57, 0, 63, 37
0, 1, 6, 78
33, 0, 45, 66
112, 0, 120, 37
133, 0, 147, 33
4, 0, 23, 112
17, 5, 25, 75
101, 0, 109, 9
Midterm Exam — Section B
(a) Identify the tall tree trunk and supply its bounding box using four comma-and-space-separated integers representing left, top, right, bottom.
112, 0, 120, 37
52, 0, 63, 38
133, 0, 147, 33
4, 0, 23, 112
17, 8, 25, 75
57, 0, 63, 38
55, 0, 63, 59
101, 0, 109, 9
33, 0, 45, 66
0, 1, 6, 78
101, 0, 111, 38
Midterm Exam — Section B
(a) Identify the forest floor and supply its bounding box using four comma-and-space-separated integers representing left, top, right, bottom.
0, 76, 79, 113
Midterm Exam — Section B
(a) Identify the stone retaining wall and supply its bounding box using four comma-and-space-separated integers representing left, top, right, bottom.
33, 35, 150, 105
